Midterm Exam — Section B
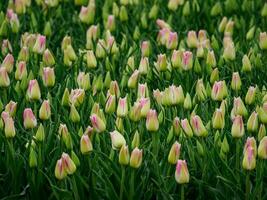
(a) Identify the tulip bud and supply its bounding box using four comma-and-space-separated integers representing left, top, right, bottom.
231, 72, 241, 91
105, 94, 116, 114
15, 61, 27, 80
29, 147, 38, 168
117, 96, 128, 117
146, 109, 159, 132
90, 114, 106, 133
258, 124, 266, 141
39, 100, 51, 120
168, 0, 179, 11
187, 31, 198, 48
181, 118, 193, 137
0, 67, 10, 87
247, 111, 259, 133
259, 32, 267, 50
141, 41, 151, 57
196, 79, 207, 101
212, 109, 225, 130
138, 57, 148, 75
262, 3, 267, 17
32, 35, 46, 54
242, 145, 256, 171
172, 117, 181, 136
211, 2, 222, 16
5, 101, 17, 117
61, 152, 76, 175
43, 49, 55, 66
86, 50, 97, 68
128, 70, 139, 89
155, 54, 167, 72
110, 130, 126, 150
105, 15, 116, 32
69, 89, 85, 107
58, 124, 73, 149
171, 50, 182, 69
131, 131, 140, 148
168, 141, 181, 164
77, 72, 90, 91
258, 136, 267, 159
4, 116, 16, 138
246, 26, 255, 40
190, 115, 208, 137
224, 20, 234, 36
17, 46, 29, 62
69, 105, 80, 123
206, 50, 216, 68
166, 32, 178, 50
79, 5, 95, 24
61, 88, 70, 106
182, 51, 193, 71
55, 158, 67, 180
80, 134, 93, 154
242, 55, 252, 72
245, 86, 256, 105
183, 93, 192, 110
27, 79, 41, 100
175, 160, 189, 184
130, 147, 143, 168
211, 81, 225, 101
35, 123, 45, 142
42, 67, 55, 87
233, 97, 248, 117
23, 108, 37, 129
2, 53, 14, 73
119, 145, 130, 165
231, 115, 244, 138
119, 6, 128, 22
115, 117, 124, 132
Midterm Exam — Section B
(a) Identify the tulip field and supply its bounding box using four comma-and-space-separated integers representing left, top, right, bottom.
1, 0, 267, 199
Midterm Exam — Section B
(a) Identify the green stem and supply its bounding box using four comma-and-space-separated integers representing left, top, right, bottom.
129, 169, 135, 200
258, 160, 263, 200
181, 184, 185, 200
152, 133, 159, 158
245, 172, 250, 200
119, 166, 126, 200
236, 139, 240, 183
71, 176, 80, 200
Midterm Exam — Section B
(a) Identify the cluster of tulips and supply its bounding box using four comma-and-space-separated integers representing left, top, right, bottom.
0, 0, 267, 199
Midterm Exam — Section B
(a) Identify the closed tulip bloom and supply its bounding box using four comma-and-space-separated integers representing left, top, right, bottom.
95, 40, 106, 58
137, 83, 149, 99
15, 61, 27, 80
5, 101, 17, 117
119, 145, 130, 165
211, 81, 225, 101
29, 147, 37, 168
55, 158, 67, 180
110, 130, 126, 150
242, 145, 256, 170
175, 160, 190, 184
35, 123, 45, 142
0, 67, 10, 87
258, 136, 267, 159
2, 53, 14, 73
69, 89, 85, 107
210, 68, 219, 84
171, 50, 183, 69
259, 32, 267, 50
231, 115, 244, 138
146, 109, 159, 132
4, 116, 16, 138
32, 35, 46, 54
138, 57, 149, 75
77, 72, 90, 91
242, 55, 252, 72
181, 118, 193, 137
166, 32, 178, 49
61, 152, 76, 175
196, 79, 207, 101
206, 50, 216, 68
212, 108, 225, 130
86, 50, 97, 69
58, 124, 73, 149
130, 147, 143, 168
79, 6, 95, 24
80, 134, 93, 154
141, 41, 151, 57
117, 97, 128, 117
39, 100, 51, 120
168, 141, 181, 164
190, 115, 208, 137
42, 67, 55, 87
23, 108, 37, 129
105, 94, 116, 114
168, 0, 179, 11
233, 97, 248, 117
182, 51, 193, 71
223, 40, 236, 61
69, 105, 80, 123
224, 20, 234, 36
131, 131, 140, 148
257, 105, 267, 124
128, 70, 139, 89
245, 86, 256, 105
139, 97, 150, 117
247, 111, 259, 133
109, 80, 120, 98
183, 93, 192, 110
90, 114, 106, 133
187, 31, 198, 48
43, 49, 55, 66
231, 72, 241, 91
173, 117, 181, 136
155, 54, 167, 72
129, 102, 141, 122
27, 79, 41, 100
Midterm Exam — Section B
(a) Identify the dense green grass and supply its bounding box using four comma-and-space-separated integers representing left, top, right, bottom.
0, 0, 267, 199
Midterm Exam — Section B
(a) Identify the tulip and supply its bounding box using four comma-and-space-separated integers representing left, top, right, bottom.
79, 5, 95, 24
42, 67, 55, 87
2, 53, 14, 73
70, 105, 80, 123
61, 88, 70, 106
206, 50, 216, 68
32, 35, 46, 54
181, 118, 193, 137
15, 61, 27, 80
173, 117, 181, 136
29, 147, 38, 168
77, 72, 90, 91
139, 97, 150, 117
130, 147, 143, 168
106, 15, 116, 32
119, 6, 128, 22
18, 46, 29, 62
262, 3, 267, 16
257, 106, 267, 124
138, 57, 149, 75
58, 124, 73, 149
196, 79, 207, 101
23, 108, 37, 129
211, 81, 225, 101
4, 116, 16, 138
141, 41, 150, 57
55, 158, 67, 180
128, 70, 139, 89
137, 83, 149, 99
5, 101, 17, 117
109, 81, 120, 98
110, 130, 126, 150
168, 141, 181, 164
224, 20, 234, 36
242, 145, 256, 170
259, 32, 267, 50
242, 55, 252, 72
187, 31, 198, 48
166, 32, 178, 49
212, 109, 225, 130
183, 93, 192, 110
210, 68, 219, 84
247, 111, 259, 133
27, 79, 41, 100
245, 86, 256, 105
61, 152, 76, 175
117, 97, 128, 117
131, 131, 140, 148
190, 115, 208, 137
116, 117, 124, 132
153, 89, 163, 104
90, 114, 106, 133
258, 136, 267, 159
175, 160, 190, 184
182, 51, 193, 71
35, 123, 45, 142
171, 50, 183, 69
86, 50, 97, 68
146, 109, 159, 132
129, 102, 142, 122
80, 134, 93, 154
43, 49, 55, 66
39, 100, 51, 120
232, 97, 248, 117
119, 145, 130, 165
69, 89, 85, 107
231, 115, 244, 138
258, 124, 266, 141
0, 67, 10, 87
105, 94, 116, 114
155, 54, 167, 72
231, 72, 241, 91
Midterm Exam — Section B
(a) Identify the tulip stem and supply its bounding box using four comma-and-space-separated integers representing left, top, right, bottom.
181, 184, 185, 200
235, 139, 240, 183
152, 133, 159, 158
119, 166, 125, 200
129, 169, 135, 200
245, 172, 250, 200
